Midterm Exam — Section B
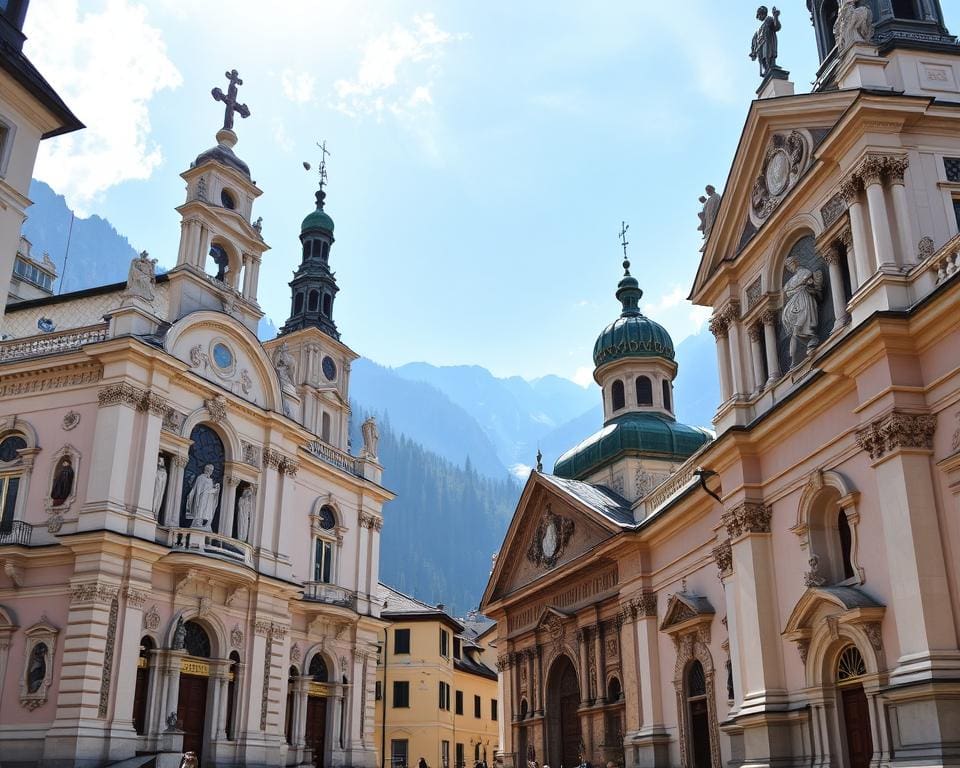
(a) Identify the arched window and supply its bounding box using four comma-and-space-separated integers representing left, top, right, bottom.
636, 376, 653, 406
611, 380, 625, 411
183, 621, 211, 658
821, 0, 839, 50
322, 293, 332, 317
837, 645, 866, 682
308, 290, 319, 312
0, 432, 26, 534
317, 505, 337, 531
226, 651, 240, 740
309, 654, 329, 682
662, 380, 672, 412
132, 636, 154, 735
607, 676, 622, 702
180, 424, 225, 531
685, 661, 711, 767
519, 698, 528, 719
838, 510, 854, 581
320, 241, 330, 262
303, 240, 312, 260
294, 292, 304, 314
805, 483, 860, 586
207, 243, 229, 282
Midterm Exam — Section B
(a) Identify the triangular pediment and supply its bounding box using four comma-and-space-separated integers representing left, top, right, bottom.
659, 592, 714, 636
480, 473, 627, 609
691, 89, 857, 301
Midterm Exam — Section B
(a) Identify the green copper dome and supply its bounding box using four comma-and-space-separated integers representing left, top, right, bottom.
553, 412, 711, 481
302, 189, 334, 233
593, 261, 674, 367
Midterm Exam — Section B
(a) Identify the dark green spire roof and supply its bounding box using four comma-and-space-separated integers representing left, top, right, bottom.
301, 189, 334, 233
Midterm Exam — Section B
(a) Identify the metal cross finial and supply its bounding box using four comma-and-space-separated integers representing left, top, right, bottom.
619, 220, 631, 274
316, 140, 330, 192
211, 69, 251, 132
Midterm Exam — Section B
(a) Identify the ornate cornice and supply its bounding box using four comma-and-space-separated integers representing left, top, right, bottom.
856, 411, 936, 460
0, 365, 103, 399
722, 502, 772, 538
818, 243, 841, 266
262, 448, 299, 477
98, 382, 168, 415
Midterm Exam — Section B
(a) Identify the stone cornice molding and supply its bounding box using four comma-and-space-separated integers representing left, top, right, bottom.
98, 382, 168, 416
0, 365, 103, 399
722, 502, 772, 538
856, 411, 936, 461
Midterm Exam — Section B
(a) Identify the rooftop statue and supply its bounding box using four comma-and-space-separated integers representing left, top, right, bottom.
834, 0, 874, 51
697, 185, 722, 241
750, 6, 782, 77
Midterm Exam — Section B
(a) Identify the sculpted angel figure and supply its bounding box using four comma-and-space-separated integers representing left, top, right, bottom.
834, 0, 874, 51
781, 254, 824, 365
124, 251, 157, 301
185, 463, 219, 531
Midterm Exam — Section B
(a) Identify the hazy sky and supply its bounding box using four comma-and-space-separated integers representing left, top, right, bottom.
24, 1, 828, 384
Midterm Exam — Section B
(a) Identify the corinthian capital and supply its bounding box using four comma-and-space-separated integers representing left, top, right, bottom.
722, 502, 772, 538
858, 156, 886, 187
838, 176, 861, 205
884, 156, 909, 185
709, 314, 730, 338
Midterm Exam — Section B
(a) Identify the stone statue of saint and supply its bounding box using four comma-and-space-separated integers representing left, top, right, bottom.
361, 416, 380, 459
51, 456, 74, 506
273, 342, 296, 388
185, 463, 220, 531
781, 254, 823, 366
253, 216, 263, 234
27, 642, 47, 693
179, 752, 199, 768
235, 485, 254, 542
172, 616, 187, 650
152, 456, 168, 520
750, 6, 782, 78
834, 0, 874, 51
124, 251, 157, 302
697, 185, 721, 240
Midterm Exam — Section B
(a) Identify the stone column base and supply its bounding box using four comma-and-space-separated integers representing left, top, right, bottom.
625, 730, 670, 768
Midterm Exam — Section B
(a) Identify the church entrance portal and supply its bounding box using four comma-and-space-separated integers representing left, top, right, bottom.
546, 655, 581, 768
841, 685, 872, 768
178, 672, 208, 760
305, 695, 327, 768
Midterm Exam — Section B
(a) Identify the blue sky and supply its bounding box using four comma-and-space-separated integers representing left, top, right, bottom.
24, 1, 826, 384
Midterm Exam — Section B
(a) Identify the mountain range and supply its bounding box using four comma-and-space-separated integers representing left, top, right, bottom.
17, 180, 720, 612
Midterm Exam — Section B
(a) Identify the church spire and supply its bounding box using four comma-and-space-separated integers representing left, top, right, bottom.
616, 221, 643, 317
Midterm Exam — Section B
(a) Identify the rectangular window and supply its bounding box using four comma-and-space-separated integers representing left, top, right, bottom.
474, 694, 481, 718
456, 743, 464, 768
391, 739, 409, 768
439, 628, 449, 657
946, 156, 960, 183
394, 628, 410, 654
438, 680, 451, 711
0, 475, 19, 533
953, 197, 960, 232
0, 121, 9, 177
392, 680, 409, 708
453, 637, 461, 659
455, 689, 463, 715
491, 698, 498, 721
314, 539, 333, 583
375, 681, 382, 701
442, 740, 450, 768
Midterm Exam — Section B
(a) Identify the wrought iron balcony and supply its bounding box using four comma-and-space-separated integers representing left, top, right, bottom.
302, 582, 355, 608
0, 323, 109, 362
166, 527, 253, 567
0, 520, 32, 546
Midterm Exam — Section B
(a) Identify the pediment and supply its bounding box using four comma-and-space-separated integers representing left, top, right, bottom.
164, 310, 282, 412
783, 586, 884, 637
692, 90, 856, 300
481, 473, 626, 608
659, 592, 714, 636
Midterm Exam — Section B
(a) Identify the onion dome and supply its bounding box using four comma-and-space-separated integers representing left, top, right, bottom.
302, 188, 334, 234
553, 412, 711, 480
194, 142, 251, 179
593, 258, 674, 367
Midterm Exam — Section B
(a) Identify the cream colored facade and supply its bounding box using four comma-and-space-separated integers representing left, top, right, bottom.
375, 586, 499, 768
483, 8, 960, 768
0, 80, 390, 768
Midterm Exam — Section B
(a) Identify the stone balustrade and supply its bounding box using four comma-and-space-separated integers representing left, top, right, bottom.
0, 323, 109, 362
166, 526, 253, 567
304, 439, 360, 476
0, 520, 32, 546
302, 582, 356, 607
641, 454, 701, 516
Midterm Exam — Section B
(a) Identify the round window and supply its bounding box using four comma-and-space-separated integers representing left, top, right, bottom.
322, 356, 337, 381
221, 188, 236, 209
212, 342, 234, 370
318, 505, 336, 530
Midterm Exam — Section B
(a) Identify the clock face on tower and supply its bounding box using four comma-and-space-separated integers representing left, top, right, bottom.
322, 356, 337, 381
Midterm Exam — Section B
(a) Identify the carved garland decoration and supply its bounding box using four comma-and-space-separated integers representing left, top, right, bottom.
526, 504, 575, 569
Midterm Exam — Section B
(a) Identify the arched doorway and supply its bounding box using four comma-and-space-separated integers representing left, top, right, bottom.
306, 654, 329, 768
545, 655, 581, 768
685, 661, 711, 768
177, 621, 212, 761
837, 645, 872, 768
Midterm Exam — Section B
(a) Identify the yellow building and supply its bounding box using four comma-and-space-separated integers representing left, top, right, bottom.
375, 584, 500, 768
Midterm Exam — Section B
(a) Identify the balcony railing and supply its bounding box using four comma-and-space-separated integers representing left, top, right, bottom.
304, 440, 361, 476
166, 527, 253, 567
640, 454, 700, 517
0, 520, 32, 546
0, 323, 109, 362
302, 582, 356, 608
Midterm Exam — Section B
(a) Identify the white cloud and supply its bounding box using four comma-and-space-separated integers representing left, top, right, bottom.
642, 285, 686, 314
281, 69, 316, 104
333, 13, 463, 120
572, 366, 594, 388
511, 463, 532, 480
272, 119, 294, 153
689, 304, 712, 332
25, 0, 182, 215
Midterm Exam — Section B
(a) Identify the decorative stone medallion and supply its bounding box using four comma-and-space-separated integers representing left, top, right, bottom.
62, 411, 80, 431
750, 130, 811, 226
526, 504, 574, 569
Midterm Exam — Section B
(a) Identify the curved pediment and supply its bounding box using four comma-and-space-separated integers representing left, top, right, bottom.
783, 585, 884, 636
164, 310, 282, 412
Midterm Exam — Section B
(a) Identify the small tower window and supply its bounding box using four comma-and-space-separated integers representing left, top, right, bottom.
294, 292, 304, 314
891, 0, 919, 20
320, 241, 330, 261
322, 293, 332, 317
636, 376, 653, 406
321, 412, 331, 443
612, 380, 625, 411
308, 290, 319, 312
662, 380, 672, 412
221, 188, 236, 209
303, 241, 312, 260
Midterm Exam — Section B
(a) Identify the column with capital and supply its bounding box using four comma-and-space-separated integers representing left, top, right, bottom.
593, 622, 606, 705
819, 243, 850, 331
164, 455, 188, 528
840, 177, 873, 287
885, 156, 915, 265
760, 308, 781, 385
631, 593, 667, 766
860, 156, 898, 268
576, 629, 590, 706
839, 227, 859, 290
726, 304, 748, 397
710, 314, 734, 402
748, 324, 766, 392
220, 476, 238, 538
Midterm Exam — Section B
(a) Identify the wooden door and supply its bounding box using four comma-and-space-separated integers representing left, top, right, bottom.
305, 696, 327, 768
689, 699, 711, 768
177, 674, 208, 762
841, 685, 873, 768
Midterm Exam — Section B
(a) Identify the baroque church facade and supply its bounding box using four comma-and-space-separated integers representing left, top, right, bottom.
482, 3, 960, 768
0, 73, 390, 767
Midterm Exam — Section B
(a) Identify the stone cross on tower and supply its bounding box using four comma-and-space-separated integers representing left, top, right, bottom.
211, 69, 251, 131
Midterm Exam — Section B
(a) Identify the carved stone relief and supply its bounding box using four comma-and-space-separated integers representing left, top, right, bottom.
526, 504, 575, 569
750, 130, 811, 226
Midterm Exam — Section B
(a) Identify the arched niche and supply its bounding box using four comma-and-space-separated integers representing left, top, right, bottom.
207, 237, 243, 290
165, 609, 228, 660
792, 469, 863, 586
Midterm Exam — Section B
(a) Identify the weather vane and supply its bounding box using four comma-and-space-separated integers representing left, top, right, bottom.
303, 140, 331, 193
619, 220, 631, 272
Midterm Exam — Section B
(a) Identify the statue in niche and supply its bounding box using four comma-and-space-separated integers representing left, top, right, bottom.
697, 185, 722, 241
361, 416, 380, 459
834, 0, 873, 51
235, 485, 254, 542
781, 254, 823, 366
273, 342, 297, 388
172, 617, 187, 650
152, 456, 168, 520
50, 456, 75, 506
750, 6, 782, 78
27, 642, 48, 693
124, 251, 157, 302
185, 464, 219, 531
